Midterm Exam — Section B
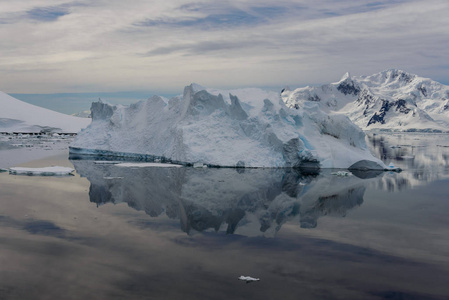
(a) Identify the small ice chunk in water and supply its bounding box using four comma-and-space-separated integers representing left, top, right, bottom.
9, 166, 74, 176
386, 162, 402, 172
331, 171, 352, 177
193, 162, 206, 168
238, 276, 260, 283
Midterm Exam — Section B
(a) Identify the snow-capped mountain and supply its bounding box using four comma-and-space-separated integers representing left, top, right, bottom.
71, 84, 385, 169
282, 69, 449, 132
0, 91, 91, 133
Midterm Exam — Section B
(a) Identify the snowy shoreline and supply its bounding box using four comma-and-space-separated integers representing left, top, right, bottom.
0, 134, 73, 168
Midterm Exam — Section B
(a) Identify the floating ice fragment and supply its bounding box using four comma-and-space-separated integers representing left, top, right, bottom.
9, 166, 74, 176
238, 276, 260, 283
331, 171, 352, 177
193, 162, 207, 168
386, 162, 402, 172
114, 163, 182, 168
0, 168, 8, 173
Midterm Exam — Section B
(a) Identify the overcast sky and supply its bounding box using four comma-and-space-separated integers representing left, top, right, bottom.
1, 0, 448, 94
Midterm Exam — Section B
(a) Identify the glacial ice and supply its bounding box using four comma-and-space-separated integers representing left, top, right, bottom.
70, 84, 386, 169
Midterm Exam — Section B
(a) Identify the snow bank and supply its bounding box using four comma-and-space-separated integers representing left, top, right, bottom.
70, 84, 385, 169
0, 91, 91, 133
9, 166, 74, 176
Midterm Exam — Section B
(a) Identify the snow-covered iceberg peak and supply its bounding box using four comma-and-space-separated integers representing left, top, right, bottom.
70, 84, 385, 169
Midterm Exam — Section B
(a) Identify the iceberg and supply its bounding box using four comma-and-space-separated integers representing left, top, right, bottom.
70, 84, 386, 169
9, 166, 74, 176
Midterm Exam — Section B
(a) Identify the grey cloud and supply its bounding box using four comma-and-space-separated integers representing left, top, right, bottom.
27, 6, 70, 22
143, 39, 268, 57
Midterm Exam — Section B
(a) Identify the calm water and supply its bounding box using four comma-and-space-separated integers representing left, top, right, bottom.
1, 133, 449, 299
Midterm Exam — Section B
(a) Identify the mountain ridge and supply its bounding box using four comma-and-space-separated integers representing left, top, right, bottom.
282, 69, 449, 132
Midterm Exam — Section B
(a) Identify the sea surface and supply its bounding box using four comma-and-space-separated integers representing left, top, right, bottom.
1, 133, 449, 299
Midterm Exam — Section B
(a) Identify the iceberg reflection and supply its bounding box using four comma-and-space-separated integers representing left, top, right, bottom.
72, 160, 379, 236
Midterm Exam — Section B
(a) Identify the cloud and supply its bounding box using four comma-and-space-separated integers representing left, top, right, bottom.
26, 6, 70, 22
0, 0, 448, 93
23, 220, 66, 236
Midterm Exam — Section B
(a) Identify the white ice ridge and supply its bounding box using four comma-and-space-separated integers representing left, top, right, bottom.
70, 84, 386, 169
9, 166, 74, 176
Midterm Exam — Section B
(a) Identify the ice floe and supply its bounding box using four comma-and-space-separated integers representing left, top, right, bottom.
9, 166, 74, 176
114, 163, 183, 168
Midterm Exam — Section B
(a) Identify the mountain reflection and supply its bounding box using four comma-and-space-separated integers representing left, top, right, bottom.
366, 133, 449, 190
72, 161, 379, 236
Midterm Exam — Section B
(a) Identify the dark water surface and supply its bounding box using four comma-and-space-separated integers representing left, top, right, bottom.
1, 133, 449, 299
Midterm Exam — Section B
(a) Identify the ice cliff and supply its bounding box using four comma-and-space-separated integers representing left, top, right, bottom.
70, 84, 386, 169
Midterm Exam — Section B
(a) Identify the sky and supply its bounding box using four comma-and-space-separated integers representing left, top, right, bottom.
1, 0, 448, 95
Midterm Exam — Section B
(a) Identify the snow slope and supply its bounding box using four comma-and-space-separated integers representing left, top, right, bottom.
282, 69, 449, 132
0, 91, 91, 133
71, 84, 385, 169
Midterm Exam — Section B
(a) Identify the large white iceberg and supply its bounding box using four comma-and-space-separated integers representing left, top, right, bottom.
70, 84, 386, 169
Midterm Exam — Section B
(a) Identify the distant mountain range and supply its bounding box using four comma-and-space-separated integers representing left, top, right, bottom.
282, 69, 449, 132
